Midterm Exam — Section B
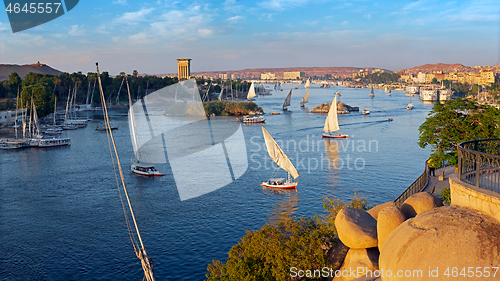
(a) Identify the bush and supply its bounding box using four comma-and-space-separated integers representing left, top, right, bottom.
320, 192, 369, 233
206, 217, 333, 281
440, 187, 451, 204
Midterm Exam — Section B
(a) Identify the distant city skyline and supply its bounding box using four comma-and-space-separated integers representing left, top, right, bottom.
0, 0, 498, 76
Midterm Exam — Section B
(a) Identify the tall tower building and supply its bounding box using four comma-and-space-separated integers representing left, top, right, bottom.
177, 59, 191, 80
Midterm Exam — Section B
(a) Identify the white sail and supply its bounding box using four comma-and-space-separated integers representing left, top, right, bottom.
323, 94, 340, 134
300, 88, 310, 106
218, 86, 223, 101
261, 126, 299, 179
283, 89, 292, 110
304, 79, 310, 88
247, 82, 257, 99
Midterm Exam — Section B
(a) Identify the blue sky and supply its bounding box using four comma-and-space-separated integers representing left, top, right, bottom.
0, 0, 499, 75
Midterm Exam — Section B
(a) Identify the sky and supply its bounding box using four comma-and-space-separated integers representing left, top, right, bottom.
0, 0, 499, 76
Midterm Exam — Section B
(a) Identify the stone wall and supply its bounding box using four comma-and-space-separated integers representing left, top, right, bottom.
449, 173, 500, 222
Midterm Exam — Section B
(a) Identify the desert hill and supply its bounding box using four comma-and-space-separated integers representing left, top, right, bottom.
397, 63, 474, 74
0, 62, 63, 81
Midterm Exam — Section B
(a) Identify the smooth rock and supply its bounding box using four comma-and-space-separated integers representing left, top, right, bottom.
367, 202, 394, 220
376, 206, 406, 250
334, 248, 379, 281
400, 192, 443, 219
380, 205, 500, 281
335, 208, 378, 249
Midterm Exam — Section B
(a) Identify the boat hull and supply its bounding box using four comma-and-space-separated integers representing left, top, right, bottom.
130, 164, 164, 176
261, 181, 297, 189
322, 133, 349, 139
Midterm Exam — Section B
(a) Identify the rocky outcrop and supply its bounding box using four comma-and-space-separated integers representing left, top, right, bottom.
400, 192, 443, 219
335, 208, 378, 249
376, 206, 406, 250
335, 248, 379, 281
310, 102, 359, 114
367, 202, 394, 220
380, 205, 500, 280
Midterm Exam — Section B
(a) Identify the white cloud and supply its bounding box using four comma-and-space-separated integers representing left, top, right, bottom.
224, 0, 243, 12
128, 32, 152, 43
150, 5, 214, 39
116, 7, 155, 24
364, 14, 371, 19
113, 0, 127, 4
68, 25, 85, 36
227, 15, 244, 22
304, 20, 318, 26
341, 21, 349, 26
0, 22, 8, 31
258, 0, 310, 10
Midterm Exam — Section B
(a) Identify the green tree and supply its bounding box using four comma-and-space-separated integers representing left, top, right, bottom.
206, 217, 332, 281
133, 70, 138, 78
8, 72, 22, 96
418, 98, 500, 166
20, 83, 54, 117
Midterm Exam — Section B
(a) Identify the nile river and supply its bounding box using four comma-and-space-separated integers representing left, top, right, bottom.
0, 84, 432, 280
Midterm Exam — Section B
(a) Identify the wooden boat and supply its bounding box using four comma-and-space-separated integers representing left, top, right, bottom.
322, 93, 349, 138
0, 139, 29, 149
300, 88, 309, 107
260, 125, 299, 189
362, 109, 370, 115
247, 82, 257, 101
126, 75, 163, 177
283, 89, 292, 110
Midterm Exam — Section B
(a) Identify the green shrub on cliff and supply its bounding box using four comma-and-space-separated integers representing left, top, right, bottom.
320, 192, 369, 233
205, 193, 370, 280
206, 216, 332, 281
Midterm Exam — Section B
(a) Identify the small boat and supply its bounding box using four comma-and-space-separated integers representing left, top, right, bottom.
406, 103, 414, 110
247, 82, 257, 101
322, 92, 349, 138
96, 125, 118, 131
0, 139, 29, 149
37, 138, 70, 148
387, 118, 393, 121
283, 89, 292, 110
269, 112, 280, 115
260, 125, 299, 189
369, 84, 374, 98
43, 128, 62, 135
131, 163, 164, 176
300, 88, 309, 107
362, 109, 370, 115
304, 78, 310, 88
126, 75, 163, 177
242, 115, 265, 123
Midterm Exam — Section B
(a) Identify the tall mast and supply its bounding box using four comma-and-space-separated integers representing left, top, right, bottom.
15, 88, 19, 139
96, 62, 155, 281
64, 88, 71, 121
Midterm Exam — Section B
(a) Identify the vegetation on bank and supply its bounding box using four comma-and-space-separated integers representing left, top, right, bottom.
418, 98, 500, 166
357, 72, 401, 84
205, 193, 369, 281
203, 100, 263, 116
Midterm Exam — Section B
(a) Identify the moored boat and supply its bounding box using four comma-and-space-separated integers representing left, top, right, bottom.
362, 109, 370, 115
38, 138, 70, 147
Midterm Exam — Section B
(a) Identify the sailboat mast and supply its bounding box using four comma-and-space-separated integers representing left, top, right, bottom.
126, 76, 140, 162
96, 63, 155, 281
15, 88, 19, 139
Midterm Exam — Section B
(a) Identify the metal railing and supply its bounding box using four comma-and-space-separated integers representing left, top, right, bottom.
394, 161, 429, 207
458, 139, 500, 194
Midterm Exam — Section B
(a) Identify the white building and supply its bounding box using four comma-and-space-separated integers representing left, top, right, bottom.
0, 109, 27, 125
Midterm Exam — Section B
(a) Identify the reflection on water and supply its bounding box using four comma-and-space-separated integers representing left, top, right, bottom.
323, 139, 340, 182
264, 191, 299, 225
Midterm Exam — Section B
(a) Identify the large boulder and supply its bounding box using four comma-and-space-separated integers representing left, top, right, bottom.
376, 206, 406, 250
400, 192, 443, 219
334, 248, 379, 281
367, 202, 394, 220
380, 205, 500, 281
335, 208, 378, 249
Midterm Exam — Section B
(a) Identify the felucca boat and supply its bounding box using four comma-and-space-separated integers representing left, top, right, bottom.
322, 93, 349, 138
282, 89, 292, 110
247, 82, 257, 101
126, 75, 164, 176
300, 88, 309, 107
260, 125, 300, 189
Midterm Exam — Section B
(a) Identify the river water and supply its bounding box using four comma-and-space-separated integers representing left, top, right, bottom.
0, 85, 432, 280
